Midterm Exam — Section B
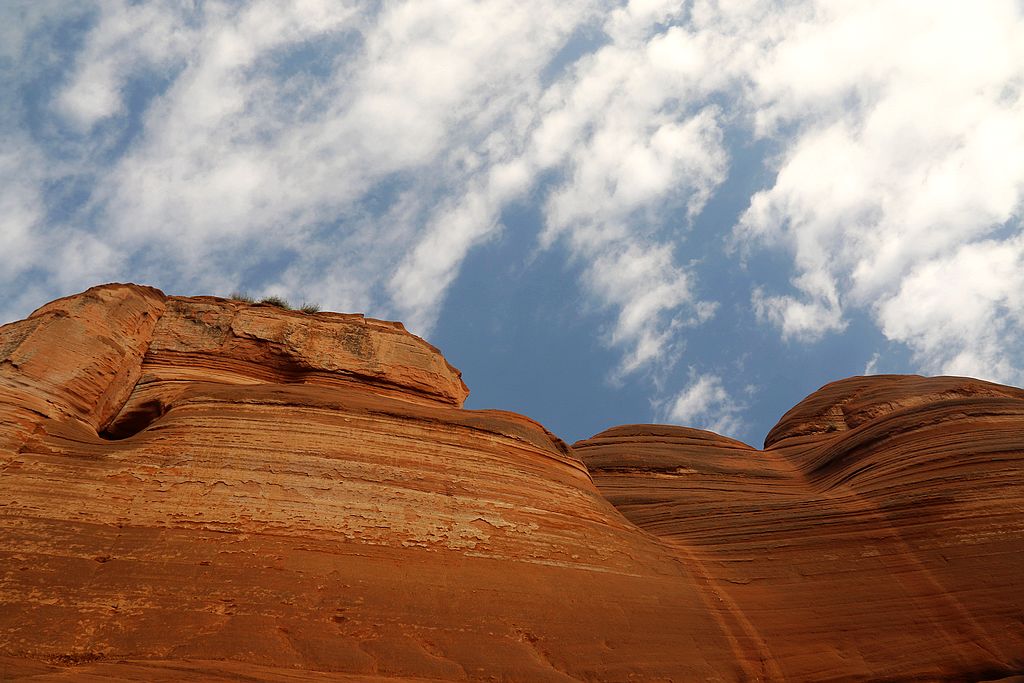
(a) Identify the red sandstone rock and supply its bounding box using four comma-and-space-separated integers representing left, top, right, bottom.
0, 284, 736, 681
577, 377, 1024, 681
2, 284, 1022, 681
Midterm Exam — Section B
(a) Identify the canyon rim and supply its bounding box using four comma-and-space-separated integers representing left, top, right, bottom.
1, 283, 1023, 681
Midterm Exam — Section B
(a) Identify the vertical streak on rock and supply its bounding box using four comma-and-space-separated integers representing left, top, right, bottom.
4, 286, 1024, 680
579, 388, 1024, 681
669, 540, 786, 681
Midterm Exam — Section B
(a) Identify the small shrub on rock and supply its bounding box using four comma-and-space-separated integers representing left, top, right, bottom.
259, 295, 291, 310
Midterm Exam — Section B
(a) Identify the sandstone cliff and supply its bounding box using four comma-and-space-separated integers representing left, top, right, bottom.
1, 284, 1022, 681
578, 380, 1024, 681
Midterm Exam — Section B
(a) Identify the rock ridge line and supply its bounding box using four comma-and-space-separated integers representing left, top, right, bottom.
1, 283, 1022, 682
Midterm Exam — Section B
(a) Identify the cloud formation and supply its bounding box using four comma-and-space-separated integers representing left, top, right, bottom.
664, 371, 745, 438
732, 0, 1024, 382
2, 0, 1023, 438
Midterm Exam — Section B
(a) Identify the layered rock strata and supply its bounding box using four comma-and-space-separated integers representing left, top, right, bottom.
578, 377, 1024, 681
1, 284, 741, 681
1, 284, 1022, 681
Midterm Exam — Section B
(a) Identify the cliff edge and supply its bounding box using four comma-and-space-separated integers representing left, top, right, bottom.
1, 284, 1022, 681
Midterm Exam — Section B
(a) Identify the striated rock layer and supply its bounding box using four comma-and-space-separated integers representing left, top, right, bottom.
0, 284, 741, 681
1, 283, 1023, 681
578, 378, 1024, 681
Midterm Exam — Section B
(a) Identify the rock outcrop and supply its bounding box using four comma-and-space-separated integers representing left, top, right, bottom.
578, 377, 1024, 681
0, 284, 739, 681
1, 284, 1022, 681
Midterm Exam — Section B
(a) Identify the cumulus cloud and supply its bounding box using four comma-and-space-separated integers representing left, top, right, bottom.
0, 141, 48, 320
664, 371, 745, 438
878, 236, 1024, 381
3, 1, 608, 320
581, 243, 716, 377
54, 1, 198, 129
531, 4, 730, 375
751, 275, 845, 343
4, 0, 1024, 435
731, 0, 1024, 381
0, 131, 125, 320
0, 144, 44, 274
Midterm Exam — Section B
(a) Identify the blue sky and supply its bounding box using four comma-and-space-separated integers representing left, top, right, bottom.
2, 1, 1023, 446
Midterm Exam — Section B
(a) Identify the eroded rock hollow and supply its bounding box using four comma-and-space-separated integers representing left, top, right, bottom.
1, 284, 1022, 681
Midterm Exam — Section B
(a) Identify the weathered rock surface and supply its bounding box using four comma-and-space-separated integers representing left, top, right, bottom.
1, 284, 1022, 681
0, 284, 738, 681
578, 377, 1024, 681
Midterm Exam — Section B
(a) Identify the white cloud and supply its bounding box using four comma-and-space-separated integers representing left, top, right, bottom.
53, 2, 237, 130
0, 1, 84, 63
0, 136, 125, 321
581, 243, 715, 377
0, 144, 44, 275
531, 11, 729, 375
731, 0, 1024, 379
387, 181, 502, 333
877, 236, 1024, 383
4, 0, 1024, 432
82, 0, 612, 328
751, 271, 846, 343
665, 371, 745, 438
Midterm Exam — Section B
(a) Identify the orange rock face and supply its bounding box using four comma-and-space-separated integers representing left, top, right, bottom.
1, 284, 1023, 681
0, 284, 738, 681
578, 377, 1024, 681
